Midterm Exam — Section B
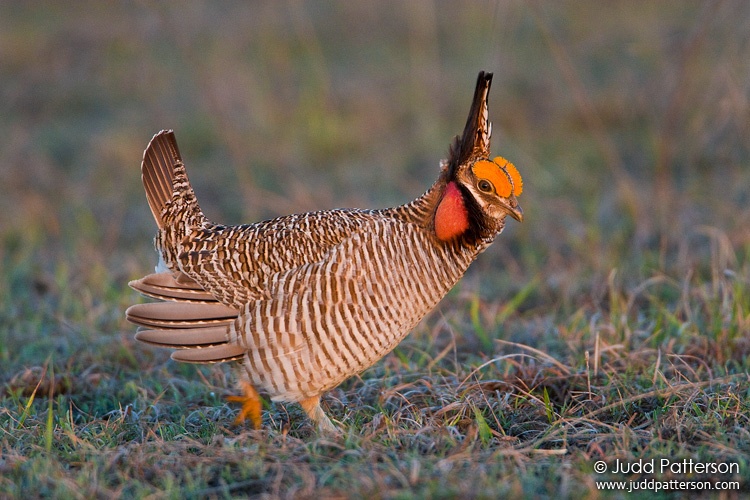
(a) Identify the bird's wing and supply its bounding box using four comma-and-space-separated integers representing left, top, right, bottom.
158, 216, 428, 375
174, 210, 384, 308
223, 217, 434, 390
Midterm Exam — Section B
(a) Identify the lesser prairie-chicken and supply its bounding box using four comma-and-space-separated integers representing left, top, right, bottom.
127, 71, 523, 432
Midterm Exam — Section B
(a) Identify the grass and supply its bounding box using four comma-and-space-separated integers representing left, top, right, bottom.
2, 1, 750, 498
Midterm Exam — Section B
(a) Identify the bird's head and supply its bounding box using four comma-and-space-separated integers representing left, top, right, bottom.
434, 71, 524, 242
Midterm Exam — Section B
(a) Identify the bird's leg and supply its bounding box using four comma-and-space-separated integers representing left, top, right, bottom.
227, 379, 262, 429
299, 395, 339, 433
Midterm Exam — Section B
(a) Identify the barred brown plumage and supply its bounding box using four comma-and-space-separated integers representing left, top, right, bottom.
126, 71, 524, 432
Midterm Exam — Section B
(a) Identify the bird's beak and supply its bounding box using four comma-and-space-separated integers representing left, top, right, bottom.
501, 195, 523, 222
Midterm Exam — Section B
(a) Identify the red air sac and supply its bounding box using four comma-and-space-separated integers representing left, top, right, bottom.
434, 182, 469, 241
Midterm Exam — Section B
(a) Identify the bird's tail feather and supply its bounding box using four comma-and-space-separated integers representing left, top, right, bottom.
141, 130, 204, 231
127, 272, 245, 363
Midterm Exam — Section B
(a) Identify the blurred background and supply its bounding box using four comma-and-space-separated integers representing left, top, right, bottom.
1, 1, 748, 367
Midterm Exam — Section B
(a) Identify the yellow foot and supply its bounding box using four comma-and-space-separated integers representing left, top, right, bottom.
226, 380, 262, 429
299, 395, 340, 434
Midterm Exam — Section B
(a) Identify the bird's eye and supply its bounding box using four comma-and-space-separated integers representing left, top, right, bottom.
477, 179, 493, 193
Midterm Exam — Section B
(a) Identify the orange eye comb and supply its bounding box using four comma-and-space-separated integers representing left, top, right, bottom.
493, 156, 523, 196
471, 157, 523, 197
